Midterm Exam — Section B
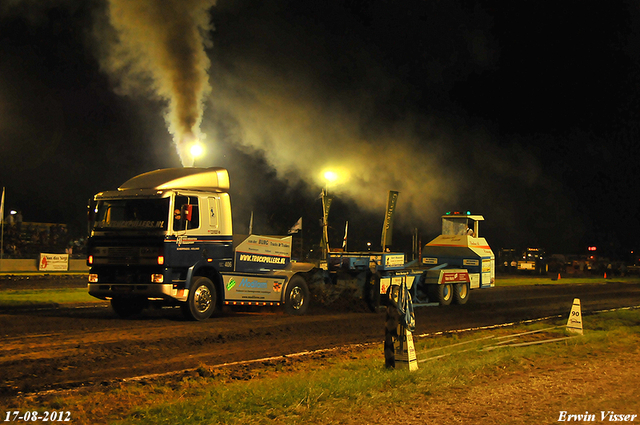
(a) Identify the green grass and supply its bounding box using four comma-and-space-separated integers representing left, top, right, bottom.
21, 308, 637, 425
0, 272, 88, 276
495, 275, 640, 286
0, 287, 99, 307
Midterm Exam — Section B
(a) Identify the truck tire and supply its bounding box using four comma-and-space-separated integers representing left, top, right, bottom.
453, 282, 470, 305
429, 283, 453, 306
111, 296, 146, 318
182, 276, 217, 321
284, 275, 310, 315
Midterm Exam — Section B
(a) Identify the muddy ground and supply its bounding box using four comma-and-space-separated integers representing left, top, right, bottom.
1, 276, 640, 404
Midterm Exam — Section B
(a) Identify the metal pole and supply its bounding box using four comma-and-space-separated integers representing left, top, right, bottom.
322, 189, 329, 259
1, 187, 4, 269
1, 218, 4, 267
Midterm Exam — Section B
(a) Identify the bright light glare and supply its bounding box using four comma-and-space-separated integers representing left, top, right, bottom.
190, 143, 204, 158
324, 170, 338, 182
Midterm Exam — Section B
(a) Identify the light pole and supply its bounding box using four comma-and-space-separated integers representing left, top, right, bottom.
321, 170, 337, 259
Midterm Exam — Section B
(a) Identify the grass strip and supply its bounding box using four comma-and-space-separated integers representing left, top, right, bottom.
0, 287, 99, 307
495, 275, 640, 286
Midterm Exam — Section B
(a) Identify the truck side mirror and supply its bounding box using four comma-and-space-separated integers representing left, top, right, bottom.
184, 204, 194, 222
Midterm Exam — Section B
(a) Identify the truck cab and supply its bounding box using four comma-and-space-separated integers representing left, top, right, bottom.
87, 168, 315, 320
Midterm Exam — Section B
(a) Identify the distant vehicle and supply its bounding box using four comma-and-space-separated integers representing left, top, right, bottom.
517, 247, 546, 274
498, 248, 518, 273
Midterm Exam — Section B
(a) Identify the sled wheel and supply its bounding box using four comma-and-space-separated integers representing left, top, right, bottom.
429, 283, 453, 306
453, 282, 470, 305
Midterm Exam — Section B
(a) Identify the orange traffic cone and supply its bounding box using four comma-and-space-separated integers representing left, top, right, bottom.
604, 272, 607, 279
557, 273, 561, 280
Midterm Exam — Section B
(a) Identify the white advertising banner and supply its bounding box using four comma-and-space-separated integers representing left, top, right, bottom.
39, 253, 69, 271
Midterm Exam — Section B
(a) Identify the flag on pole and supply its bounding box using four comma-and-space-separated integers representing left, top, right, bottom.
342, 221, 348, 250
381, 190, 399, 250
288, 217, 302, 234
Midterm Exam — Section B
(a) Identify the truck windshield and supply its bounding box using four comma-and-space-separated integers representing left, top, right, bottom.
93, 198, 169, 230
442, 218, 469, 236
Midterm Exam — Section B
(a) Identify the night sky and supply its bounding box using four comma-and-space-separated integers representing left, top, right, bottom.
1, 0, 640, 259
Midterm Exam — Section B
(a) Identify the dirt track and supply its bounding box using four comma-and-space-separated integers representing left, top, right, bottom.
1, 277, 640, 402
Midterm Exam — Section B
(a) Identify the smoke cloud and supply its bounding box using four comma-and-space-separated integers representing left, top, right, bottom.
97, 0, 216, 166
196, 2, 564, 241
209, 73, 458, 229
91, 0, 563, 241
199, 13, 473, 231
207, 61, 551, 233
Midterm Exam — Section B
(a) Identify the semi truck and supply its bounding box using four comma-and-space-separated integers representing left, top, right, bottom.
87, 167, 320, 320
86, 168, 494, 320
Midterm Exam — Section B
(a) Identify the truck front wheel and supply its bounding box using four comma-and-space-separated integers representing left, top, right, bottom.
182, 276, 217, 321
284, 275, 310, 315
453, 282, 470, 305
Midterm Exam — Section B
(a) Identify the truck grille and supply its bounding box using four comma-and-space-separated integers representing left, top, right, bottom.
109, 247, 139, 257
106, 247, 141, 265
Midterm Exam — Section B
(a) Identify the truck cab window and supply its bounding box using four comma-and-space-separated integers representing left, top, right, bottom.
174, 196, 200, 231
442, 218, 469, 236
94, 199, 169, 230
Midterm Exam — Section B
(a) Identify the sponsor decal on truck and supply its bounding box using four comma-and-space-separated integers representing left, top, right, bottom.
234, 235, 292, 272
441, 271, 469, 284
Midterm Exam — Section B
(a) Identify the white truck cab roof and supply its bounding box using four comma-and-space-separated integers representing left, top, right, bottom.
119, 167, 230, 192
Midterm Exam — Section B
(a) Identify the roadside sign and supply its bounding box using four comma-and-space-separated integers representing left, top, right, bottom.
39, 253, 69, 271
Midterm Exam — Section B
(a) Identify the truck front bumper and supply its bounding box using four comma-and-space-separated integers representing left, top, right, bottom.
88, 283, 189, 303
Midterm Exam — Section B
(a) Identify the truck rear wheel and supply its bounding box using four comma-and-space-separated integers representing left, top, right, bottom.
284, 275, 310, 315
111, 296, 146, 318
429, 283, 453, 306
182, 276, 217, 321
453, 282, 470, 305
